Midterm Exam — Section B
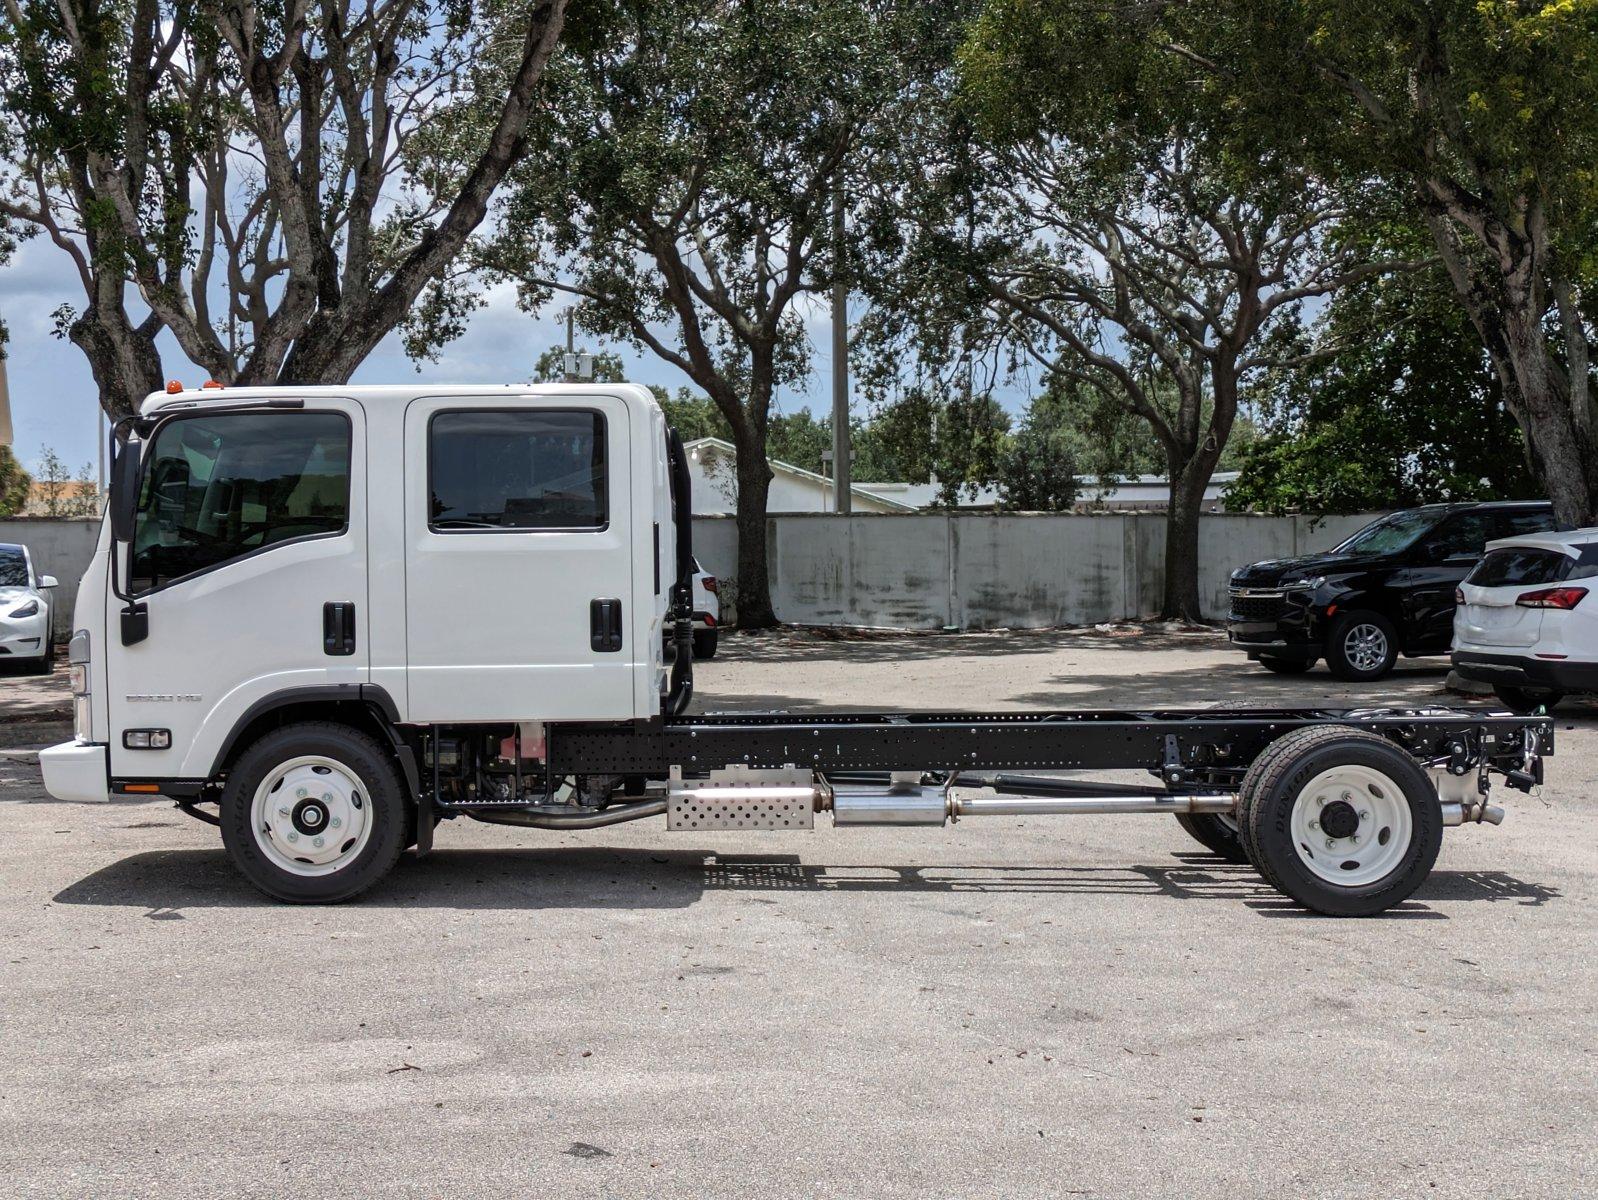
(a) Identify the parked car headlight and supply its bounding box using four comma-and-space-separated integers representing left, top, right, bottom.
8, 599, 39, 618
1281, 575, 1326, 591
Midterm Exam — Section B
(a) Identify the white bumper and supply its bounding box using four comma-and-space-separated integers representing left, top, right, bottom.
0, 610, 49, 659
39, 741, 109, 803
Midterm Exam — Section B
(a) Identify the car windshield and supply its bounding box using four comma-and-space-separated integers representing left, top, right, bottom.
1332, 510, 1441, 555
0, 548, 28, 588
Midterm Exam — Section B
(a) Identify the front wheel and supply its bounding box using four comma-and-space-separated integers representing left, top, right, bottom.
1325, 611, 1399, 681
1237, 725, 1443, 916
220, 722, 409, 903
1493, 685, 1563, 715
693, 628, 718, 659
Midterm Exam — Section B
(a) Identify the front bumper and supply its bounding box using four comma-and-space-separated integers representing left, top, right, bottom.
0, 612, 49, 659
1452, 651, 1598, 694
39, 741, 110, 803
1226, 590, 1327, 659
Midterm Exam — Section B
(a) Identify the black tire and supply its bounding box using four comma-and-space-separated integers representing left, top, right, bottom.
1173, 812, 1249, 863
693, 628, 718, 659
219, 721, 409, 903
1493, 685, 1563, 715
1237, 725, 1443, 916
1325, 611, 1399, 681
25, 650, 52, 675
1258, 656, 1313, 675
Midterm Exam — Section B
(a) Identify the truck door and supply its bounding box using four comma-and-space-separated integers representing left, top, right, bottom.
402, 394, 634, 721
106, 402, 368, 780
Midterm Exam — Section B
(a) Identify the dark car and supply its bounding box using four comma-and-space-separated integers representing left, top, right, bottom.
1227, 501, 1557, 680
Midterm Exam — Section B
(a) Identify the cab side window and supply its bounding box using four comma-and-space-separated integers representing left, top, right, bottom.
129, 412, 351, 593
429, 410, 608, 531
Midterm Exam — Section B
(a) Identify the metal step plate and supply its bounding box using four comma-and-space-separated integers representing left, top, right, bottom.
667, 767, 816, 831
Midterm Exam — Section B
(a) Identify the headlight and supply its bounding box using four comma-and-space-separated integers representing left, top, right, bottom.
9, 599, 39, 618
1282, 575, 1326, 591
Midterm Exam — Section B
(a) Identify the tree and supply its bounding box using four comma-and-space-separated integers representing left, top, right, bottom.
0, 444, 29, 517
970, 1, 1598, 525
0, 0, 568, 418
481, 0, 953, 626
865, 110, 1402, 616
998, 387, 1079, 511
1229, 223, 1535, 514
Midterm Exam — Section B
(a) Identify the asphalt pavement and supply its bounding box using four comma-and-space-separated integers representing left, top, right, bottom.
1, 627, 1593, 1198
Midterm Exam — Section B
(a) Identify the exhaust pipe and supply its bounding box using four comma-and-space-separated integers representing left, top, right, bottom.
828, 775, 1236, 826
1441, 801, 1505, 827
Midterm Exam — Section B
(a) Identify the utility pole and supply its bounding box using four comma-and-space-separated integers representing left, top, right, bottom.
830, 181, 851, 514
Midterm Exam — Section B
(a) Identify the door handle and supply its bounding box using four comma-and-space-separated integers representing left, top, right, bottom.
323, 602, 357, 656
590, 598, 623, 652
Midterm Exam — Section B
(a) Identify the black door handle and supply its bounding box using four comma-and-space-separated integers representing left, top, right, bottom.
323, 602, 357, 656
590, 598, 623, 652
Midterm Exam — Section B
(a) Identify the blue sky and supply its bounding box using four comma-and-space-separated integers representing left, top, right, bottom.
3, 233, 1033, 479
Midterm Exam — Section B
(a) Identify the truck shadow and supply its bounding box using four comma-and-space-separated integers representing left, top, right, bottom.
700, 852, 1559, 917
51, 847, 1559, 917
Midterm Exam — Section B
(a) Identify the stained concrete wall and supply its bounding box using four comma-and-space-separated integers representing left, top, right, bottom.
693, 510, 1384, 629
0, 518, 103, 640
8, 511, 1383, 639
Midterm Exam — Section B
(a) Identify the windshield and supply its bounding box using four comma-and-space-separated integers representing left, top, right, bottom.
0, 548, 28, 588
1332, 510, 1442, 556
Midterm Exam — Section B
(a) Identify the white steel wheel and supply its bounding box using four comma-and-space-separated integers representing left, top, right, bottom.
220, 722, 408, 903
1237, 725, 1444, 916
249, 755, 375, 877
1288, 764, 1412, 887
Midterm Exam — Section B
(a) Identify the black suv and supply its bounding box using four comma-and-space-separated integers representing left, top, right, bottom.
1227, 502, 1556, 680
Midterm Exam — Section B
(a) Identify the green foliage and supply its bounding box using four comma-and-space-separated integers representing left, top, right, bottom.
32, 446, 98, 517
0, 446, 31, 518
1229, 239, 1535, 515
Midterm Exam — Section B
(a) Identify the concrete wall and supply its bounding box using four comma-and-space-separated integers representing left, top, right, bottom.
9, 511, 1383, 639
0, 517, 103, 641
693, 511, 1382, 629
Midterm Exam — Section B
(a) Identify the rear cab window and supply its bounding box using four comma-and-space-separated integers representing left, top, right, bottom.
428, 410, 608, 531
1468, 547, 1569, 588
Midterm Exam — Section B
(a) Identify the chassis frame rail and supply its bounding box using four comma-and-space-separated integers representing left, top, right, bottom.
551, 706, 1553, 778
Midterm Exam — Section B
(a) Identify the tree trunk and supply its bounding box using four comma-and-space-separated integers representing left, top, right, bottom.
71, 304, 164, 422
1425, 212, 1598, 525
731, 423, 777, 628
1161, 461, 1211, 623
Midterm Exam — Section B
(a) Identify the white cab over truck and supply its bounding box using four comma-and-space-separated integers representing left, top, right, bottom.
42, 384, 1552, 915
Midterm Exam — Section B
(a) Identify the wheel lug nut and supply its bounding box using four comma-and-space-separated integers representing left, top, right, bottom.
1341, 791, 1353, 802
331, 816, 342, 829
296, 787, 308, 798
323, 793, 333, 803
1309, 821, 1320, 831
287, 832, 299, 842
1359, 810, 1369, 821
1325, 838, 1336, 849
313, 836, 325, 848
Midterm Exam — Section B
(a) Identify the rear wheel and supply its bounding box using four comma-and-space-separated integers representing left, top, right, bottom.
1258, 656, 1313, 675
1493, 684, 1563, 715
1174, 811, 1248, 863
1325, 611, 1398, 681
693, 628, 718, 659
220, 722, 408, 903
1237, 725, 1443, 916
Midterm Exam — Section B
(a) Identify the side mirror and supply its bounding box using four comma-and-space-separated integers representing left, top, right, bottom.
38, 575, 57, 589
110, 435, 143, 542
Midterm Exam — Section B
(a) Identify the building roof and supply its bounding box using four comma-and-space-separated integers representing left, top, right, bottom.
682, 438, 920, 512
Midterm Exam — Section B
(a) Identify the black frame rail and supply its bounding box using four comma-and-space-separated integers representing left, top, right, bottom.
552, 707, 1553, 778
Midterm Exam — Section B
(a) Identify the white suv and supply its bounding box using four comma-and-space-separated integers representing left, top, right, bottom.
1453, 528, 1598, 712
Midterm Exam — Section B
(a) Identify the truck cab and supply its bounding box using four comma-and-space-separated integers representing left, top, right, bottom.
42, 383, 685, 831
